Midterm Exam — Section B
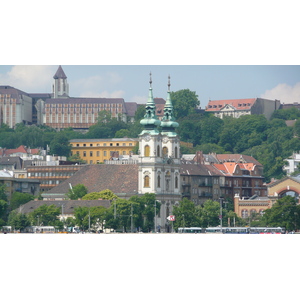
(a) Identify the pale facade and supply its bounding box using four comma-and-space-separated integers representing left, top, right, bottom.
0, 86, 33, 127
138, 76, 181, 232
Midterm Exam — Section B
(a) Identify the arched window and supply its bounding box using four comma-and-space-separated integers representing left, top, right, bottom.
144, 175, 150, 188
157, 175, 161, 188
175, 147, 178, 158
157, 145, 160, 157
175, 176, 178, 189
241, 209, 248, 218
144, 145, 150, 157
162, 147, 168, 157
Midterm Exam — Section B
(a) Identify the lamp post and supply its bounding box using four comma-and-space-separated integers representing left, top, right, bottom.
219, 197, 224, 231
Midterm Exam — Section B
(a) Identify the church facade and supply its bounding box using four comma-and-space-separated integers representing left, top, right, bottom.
138, 75, 181, 231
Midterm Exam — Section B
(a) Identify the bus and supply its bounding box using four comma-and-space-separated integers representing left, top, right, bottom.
205, 227, 224, 234
178, 227, 203, 233
224, 227, 250, 234
26, 226, 56, 233
249, 227, 285, 234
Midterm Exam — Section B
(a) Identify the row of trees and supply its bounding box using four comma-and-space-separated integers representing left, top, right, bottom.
5, 192, 160, 233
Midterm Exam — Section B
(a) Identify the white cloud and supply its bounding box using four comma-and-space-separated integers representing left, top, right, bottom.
72, 72, 123, 98
0, 66, 56, 92
131, 95, 147, 104
79, 90, 125, 98
261, 82, 300, 104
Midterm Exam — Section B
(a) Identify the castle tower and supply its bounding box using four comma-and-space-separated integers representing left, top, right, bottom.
52, 65, 69, 98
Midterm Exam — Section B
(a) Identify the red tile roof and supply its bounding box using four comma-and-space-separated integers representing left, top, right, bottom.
206, 98, 256, 111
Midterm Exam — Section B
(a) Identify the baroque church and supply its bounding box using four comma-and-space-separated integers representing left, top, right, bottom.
138, 74, 181, 230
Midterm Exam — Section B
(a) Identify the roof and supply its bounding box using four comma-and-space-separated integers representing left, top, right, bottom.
180, 161, 224, 176
0, 85, 30, 103
206, 98, 257, 111
215, 154, 262, 166
43, 164, 139, 197
0, 156, 23, 169
17, 199, 111, 215
53, 65, 67, 79
124, 102, 138, 117
69, 138, 138, 143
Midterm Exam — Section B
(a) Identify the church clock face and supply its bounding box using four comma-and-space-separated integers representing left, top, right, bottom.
144, 134, 151, 141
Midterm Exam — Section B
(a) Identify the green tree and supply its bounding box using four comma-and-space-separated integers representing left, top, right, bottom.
29, 204, 61, 226
49, 132, 72, 156
170, 89, 200, 119
74, 206, 90, 231
10, 192, 34, 211
0, 200, 8, 223
8, 211, 30, 232
0, 184, 8, 202
262, 196, 300, 231
172, 198, 200, 231
66, 184, 88, 200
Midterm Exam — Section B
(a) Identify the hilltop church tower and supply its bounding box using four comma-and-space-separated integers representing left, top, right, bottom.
138, 74, 181, 232
52, 65, 69, 98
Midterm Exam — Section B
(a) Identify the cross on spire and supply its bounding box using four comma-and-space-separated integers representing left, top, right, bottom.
149, 72, 152, 88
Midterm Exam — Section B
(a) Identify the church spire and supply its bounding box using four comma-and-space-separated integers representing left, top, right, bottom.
160, 75, 178, 136
139, 73, 161, 135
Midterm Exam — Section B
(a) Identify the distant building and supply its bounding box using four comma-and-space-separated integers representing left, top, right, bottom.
0, 86, 33, 127
0, 169, 40, 201
1, 66, 169, 129
283, 152, 300, 175
69, 138, 138, 164
205, 98, 281, 120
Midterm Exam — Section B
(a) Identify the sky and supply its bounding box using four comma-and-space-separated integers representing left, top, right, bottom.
1, 65, 300, 108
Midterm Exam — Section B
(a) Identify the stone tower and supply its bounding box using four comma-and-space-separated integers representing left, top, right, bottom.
52, 65, 69, 98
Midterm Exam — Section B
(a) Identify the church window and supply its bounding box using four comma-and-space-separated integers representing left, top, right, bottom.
175, 147, 178, 158
157, 145, 160, 157
175, 176, 178, 189
157, 175, 161, 188
162, 147, 168, 157
144, 145, 150, 157
144, 175, 150, 188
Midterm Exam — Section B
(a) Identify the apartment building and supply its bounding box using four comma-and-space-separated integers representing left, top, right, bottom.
69, 138, 138, 164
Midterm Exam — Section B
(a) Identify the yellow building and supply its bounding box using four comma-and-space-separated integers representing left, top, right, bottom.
70, 138, 138, 164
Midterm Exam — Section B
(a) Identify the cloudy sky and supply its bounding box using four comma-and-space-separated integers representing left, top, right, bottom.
0, 65, 299, 108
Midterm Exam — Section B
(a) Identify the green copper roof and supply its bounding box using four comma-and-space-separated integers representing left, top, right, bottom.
139, 73, 161, 135
160, 76, 178, 136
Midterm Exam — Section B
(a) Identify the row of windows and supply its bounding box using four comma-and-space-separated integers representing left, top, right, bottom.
241, 209, 264, 218
79, 150, 129, 157
144, 145, 178, 158
74, 143, 133, 147
28, 172, 75, 177
49, 103, 123, 108
143, 175, 179, 189
40, 180, 62, 185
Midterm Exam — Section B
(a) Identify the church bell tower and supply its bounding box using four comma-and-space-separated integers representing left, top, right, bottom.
52, 65, 69, 98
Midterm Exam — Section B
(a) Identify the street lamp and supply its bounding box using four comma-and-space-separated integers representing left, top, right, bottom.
219, 197, 224, 230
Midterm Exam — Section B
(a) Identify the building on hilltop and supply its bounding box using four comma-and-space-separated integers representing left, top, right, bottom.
205, 98, 281, 120
0, 86, 33, 127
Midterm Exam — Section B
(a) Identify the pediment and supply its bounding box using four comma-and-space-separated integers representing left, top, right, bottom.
220, 104, 236, 111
